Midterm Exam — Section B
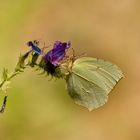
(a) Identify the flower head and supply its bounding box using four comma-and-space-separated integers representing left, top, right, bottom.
27, 40, 41, 55
43, 41, 71, 66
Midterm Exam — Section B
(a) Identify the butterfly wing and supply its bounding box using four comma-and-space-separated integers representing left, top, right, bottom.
66, 57, 123, 111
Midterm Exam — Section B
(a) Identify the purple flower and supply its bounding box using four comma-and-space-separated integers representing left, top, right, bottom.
44, 41, 71, 66
27, 40, 41, 55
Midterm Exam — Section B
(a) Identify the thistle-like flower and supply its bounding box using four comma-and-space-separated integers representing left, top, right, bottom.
38, 41, 71, 78
43, 41, 71, 66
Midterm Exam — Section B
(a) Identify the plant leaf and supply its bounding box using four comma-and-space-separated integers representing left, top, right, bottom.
2, 68, 8, 81
15, 52, 30, 72
28, 53, 40, 67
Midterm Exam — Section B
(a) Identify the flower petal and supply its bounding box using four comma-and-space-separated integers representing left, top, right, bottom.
44, 41, 71, 66
27, 40, 41, 55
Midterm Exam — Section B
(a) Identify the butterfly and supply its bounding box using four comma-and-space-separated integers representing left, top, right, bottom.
66, 57, 123, 111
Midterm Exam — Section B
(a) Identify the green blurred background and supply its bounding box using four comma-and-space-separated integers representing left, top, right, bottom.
0, 0, 140, 140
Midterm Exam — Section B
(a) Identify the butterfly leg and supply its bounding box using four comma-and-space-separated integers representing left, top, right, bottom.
41, 42, 51, 54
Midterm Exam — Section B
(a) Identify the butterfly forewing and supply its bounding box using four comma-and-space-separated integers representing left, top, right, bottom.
73, 57, 123, 93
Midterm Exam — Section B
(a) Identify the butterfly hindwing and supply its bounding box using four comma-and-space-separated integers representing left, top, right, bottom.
66, 73, 108, 111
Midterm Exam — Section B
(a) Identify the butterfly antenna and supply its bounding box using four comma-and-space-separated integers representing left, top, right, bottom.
71, 48, 86, 60
0, 96, 7, 113
78, 52, 87, 58
70, 48, 77, 61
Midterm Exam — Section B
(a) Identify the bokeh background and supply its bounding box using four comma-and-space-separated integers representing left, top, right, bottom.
0, 0, 140, 140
